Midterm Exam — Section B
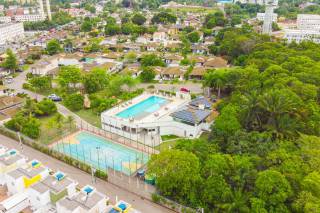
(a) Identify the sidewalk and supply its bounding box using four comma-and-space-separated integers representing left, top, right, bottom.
0, 134, 173, 213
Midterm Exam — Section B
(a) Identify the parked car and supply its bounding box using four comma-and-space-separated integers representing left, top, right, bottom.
48, 94, 62, 102
180, 87, 190, 93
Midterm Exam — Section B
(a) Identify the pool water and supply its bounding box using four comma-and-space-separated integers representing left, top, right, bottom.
116, 96, 168, 119
53, 132, 149, 175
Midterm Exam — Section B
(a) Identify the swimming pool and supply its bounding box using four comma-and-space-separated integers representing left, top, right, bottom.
53, 132, 149, 175
117, 96, 168, 119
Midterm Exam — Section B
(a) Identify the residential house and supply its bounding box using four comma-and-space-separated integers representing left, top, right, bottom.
30, 55, 59, 76
161, 66, 186, 81
120, 64, 141, 78
204, 57, 228, 69
191, 44, 208, 54
188, 55, 207, 66
56, 185, 108, 213
189, 67, 209, 80
5, 160, 49, 195
153, 32, 168, 43
163, 54, 183, 66
0, 152, 26, 185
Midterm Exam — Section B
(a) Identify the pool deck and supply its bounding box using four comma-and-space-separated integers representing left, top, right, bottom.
102, 93, 188, 124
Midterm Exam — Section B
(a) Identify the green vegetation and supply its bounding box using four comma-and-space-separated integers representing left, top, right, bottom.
148, 26, 320, 212
1, 49, 18, 73
46, 39, 62, 55
23, 11, 74, 31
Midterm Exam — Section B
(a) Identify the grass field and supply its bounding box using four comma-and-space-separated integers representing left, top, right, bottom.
155, 140, 179, 152
74, 109, 101, 128
38, 113, 77, 145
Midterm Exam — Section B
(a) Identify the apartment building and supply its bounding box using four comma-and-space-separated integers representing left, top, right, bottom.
0, 23, 24, 45
297, 14, 320, 31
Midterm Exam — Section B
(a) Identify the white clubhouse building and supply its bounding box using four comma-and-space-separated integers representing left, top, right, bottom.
101, 92, 213, 145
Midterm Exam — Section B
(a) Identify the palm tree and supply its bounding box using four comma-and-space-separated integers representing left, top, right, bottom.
259, 89, 299, 135
66, 115, 75, 131
203, 69, 228, 98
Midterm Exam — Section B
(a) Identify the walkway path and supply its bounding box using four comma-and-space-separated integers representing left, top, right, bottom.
0, 134, 173, 213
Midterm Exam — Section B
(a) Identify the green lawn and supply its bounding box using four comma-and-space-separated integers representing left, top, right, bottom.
74, 109, 101, 128
155, 140, 179, 152
161, 134, 180, 141
38, 113, 77, 145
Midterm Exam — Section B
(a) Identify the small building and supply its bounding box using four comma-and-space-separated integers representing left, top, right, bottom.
163, 54, 183, 66
191, 44, 208, 55
161, 66, 186, 81
189, 67, 209, 80
153, 32, 168, 43
56, 185, 108, 213
5, 160, 49, 194
204, 57, 228, 69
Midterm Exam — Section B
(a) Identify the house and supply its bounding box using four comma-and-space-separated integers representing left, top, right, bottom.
188, 55, 207, 66
136, 34, 152, 44
0, 86, 10, 96
204, 57, 228, 69
0, 152, 26, 185
191, 44, 208, 54
153, 66, 164, 80
56, 185, 108, 213
120, 64, 141, 78
0, 192, 30, 213
153, 32, 168, 43
30, 55, 59, 76
163, 54, 183, 66
28, 171, 77, 210
189, 67, 209, 80
161, 66, 186, 81
102, 52, 123, 61
5, 160, 49, 194
145, 42, 160, 52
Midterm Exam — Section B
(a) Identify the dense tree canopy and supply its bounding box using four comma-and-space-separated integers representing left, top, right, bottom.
148, 26, 320, 212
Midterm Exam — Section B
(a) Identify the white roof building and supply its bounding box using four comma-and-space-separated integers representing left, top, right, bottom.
0, 23, 24, 45
284, 29, 320, 43
256, 12, 278, 22
297, 14, 320, 30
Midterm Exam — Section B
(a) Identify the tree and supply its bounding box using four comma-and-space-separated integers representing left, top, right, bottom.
36, 99, 57, 116
58, 66, 82, 90
124, 51, 137, 63
66, 115, 75, 131
140, 67, 155, 82
29, 76, 52, 91
141, 54, 165, 67
151, 12, 177, 24
203, 69, 229, 98
63, 93, 84, 111
212, 104, 241, 143
82, 68, 108, 93
47, 113, 64, 134
131, 13, 146, 25
255, 170, 292, 211
21, 116, 41, 139
2, 49, 18, 73
148, 150, 201, 203
187, 31, 200, 43
81, 20, 93, 32
46, 39, 62, 55
105, 24, 121, 36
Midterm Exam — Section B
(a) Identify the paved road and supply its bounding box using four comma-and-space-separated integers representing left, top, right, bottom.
0, 134, 173, 213
137, 82, 204, 94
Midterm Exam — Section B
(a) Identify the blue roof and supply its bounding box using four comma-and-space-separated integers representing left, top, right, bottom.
189, 96, 211, 109
171, 107, 211, 124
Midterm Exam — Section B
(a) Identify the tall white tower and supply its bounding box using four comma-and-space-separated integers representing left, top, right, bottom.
262, 0, 278, 35
38, 0, 52, 21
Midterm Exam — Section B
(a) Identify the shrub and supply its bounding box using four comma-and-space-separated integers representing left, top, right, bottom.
36, 99, 57, 116
64, 93, 84, 111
